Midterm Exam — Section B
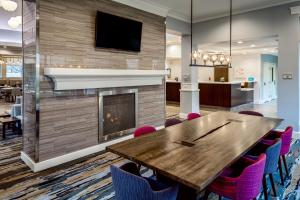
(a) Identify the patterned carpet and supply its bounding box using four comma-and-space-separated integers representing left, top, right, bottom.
0, 136, 299, 200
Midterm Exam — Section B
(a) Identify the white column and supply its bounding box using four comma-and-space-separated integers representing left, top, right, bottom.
179, 35, 200, 119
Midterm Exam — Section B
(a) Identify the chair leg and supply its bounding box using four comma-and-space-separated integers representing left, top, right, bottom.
282, 155, 289, 177
278, 157, 284, 185
263, 175, 268, 200
269, 173, 277, 197
203, 190, 210, 200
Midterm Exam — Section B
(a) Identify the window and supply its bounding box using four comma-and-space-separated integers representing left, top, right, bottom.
6, 65, 22, 78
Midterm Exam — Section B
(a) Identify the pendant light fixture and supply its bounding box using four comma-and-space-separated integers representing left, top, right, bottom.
190, 0, 233, 68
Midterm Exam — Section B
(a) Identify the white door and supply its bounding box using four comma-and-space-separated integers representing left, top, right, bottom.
263, 62, 277, 102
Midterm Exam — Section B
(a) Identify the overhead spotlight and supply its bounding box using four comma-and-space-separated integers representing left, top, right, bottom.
237, 41, 244, 44
250, 44, 256, 48
2, 0, 17, 12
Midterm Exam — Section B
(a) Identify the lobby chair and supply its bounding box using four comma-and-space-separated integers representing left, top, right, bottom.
204, 154, 266, 200
264, 126, 293, 185
111, 163, 178, 200
165, 118, 182, 128
15, 96, 22, 105
238, 111, 264, 117
247, 139, 282, 199
134, 126, 156, 138
187, 113, 201, 121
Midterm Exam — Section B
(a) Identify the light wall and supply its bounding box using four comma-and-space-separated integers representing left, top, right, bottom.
231, 54, 262, 103
192, 2, 300, 130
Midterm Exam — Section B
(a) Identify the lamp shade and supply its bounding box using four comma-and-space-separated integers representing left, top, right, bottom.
2, 0, 17, 12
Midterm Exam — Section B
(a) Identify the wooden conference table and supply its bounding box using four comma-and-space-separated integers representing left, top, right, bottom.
107, 111, 283, 192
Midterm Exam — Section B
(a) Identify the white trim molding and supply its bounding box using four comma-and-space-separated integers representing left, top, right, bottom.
44, 68, 168, 90
21, 134, 134, 172
112, 0, 169, 17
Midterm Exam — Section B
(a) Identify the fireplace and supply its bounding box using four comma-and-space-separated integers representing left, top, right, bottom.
99, 89, 138, 142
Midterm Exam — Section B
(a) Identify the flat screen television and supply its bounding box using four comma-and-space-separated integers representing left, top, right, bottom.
95, 11, 143, 52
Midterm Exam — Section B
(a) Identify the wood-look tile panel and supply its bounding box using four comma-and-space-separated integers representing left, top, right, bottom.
29, 0, 167, 161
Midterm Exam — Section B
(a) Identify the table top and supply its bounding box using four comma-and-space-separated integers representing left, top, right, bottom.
107, 111, 283, 191
0, 117, 20, 123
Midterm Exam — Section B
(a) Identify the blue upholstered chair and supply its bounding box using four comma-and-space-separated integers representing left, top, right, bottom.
247, 139, 282, 199
111, 163, 178, 200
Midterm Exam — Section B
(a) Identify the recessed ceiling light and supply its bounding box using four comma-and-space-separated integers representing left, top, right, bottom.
237, 41, 244, 44
250, 44, 256, 48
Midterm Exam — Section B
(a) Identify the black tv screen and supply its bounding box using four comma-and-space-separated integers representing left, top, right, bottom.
95, 11, 143, 52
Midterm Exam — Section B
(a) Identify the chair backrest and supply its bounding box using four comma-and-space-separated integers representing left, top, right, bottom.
187, 113, 201, 121
264, 139, 282, 174
238, 111, 264, 117
134, 125, 156, 138
11, 104, 22, 117
280, 126, 293, 155
165, 118, 182, 128
236, 154, 266, 200
16, 96, 23, 105
111, 165, 178, 200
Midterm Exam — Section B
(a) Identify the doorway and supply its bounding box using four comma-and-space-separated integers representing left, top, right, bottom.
262, 61, 278, 102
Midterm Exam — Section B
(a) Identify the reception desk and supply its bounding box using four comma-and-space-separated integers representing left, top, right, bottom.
166, 81, 254, 108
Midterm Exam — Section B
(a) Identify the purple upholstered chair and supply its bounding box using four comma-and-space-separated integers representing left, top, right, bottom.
264, 126, 293, 185
187, 112, 201, 121
238, 111, 264, 117
111, 163, 178, 200
204, 154, 266, 200
134, 125, 156, 138
247, 139, 282, 199
165, 118, 182, 127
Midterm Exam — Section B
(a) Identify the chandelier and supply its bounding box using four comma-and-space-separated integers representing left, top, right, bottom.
0, 56, 22, 65
190, 0, 233, 68
0, 0, 17, 12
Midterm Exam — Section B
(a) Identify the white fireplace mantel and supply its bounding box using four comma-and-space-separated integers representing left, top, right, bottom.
44, 68, 168, 90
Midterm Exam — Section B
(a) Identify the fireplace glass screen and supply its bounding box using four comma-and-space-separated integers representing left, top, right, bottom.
102, 93, 136, 136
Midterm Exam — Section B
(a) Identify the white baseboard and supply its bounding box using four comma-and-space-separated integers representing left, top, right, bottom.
21, 134, 134, 172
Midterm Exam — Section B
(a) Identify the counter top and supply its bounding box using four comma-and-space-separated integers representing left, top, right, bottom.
166, 79, 256, 84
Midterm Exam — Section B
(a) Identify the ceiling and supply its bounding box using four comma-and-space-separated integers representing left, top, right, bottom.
198, 37, 278, 55
0, 0, 22, 50
145, 0, 298, 22
166, 32, 278, 55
